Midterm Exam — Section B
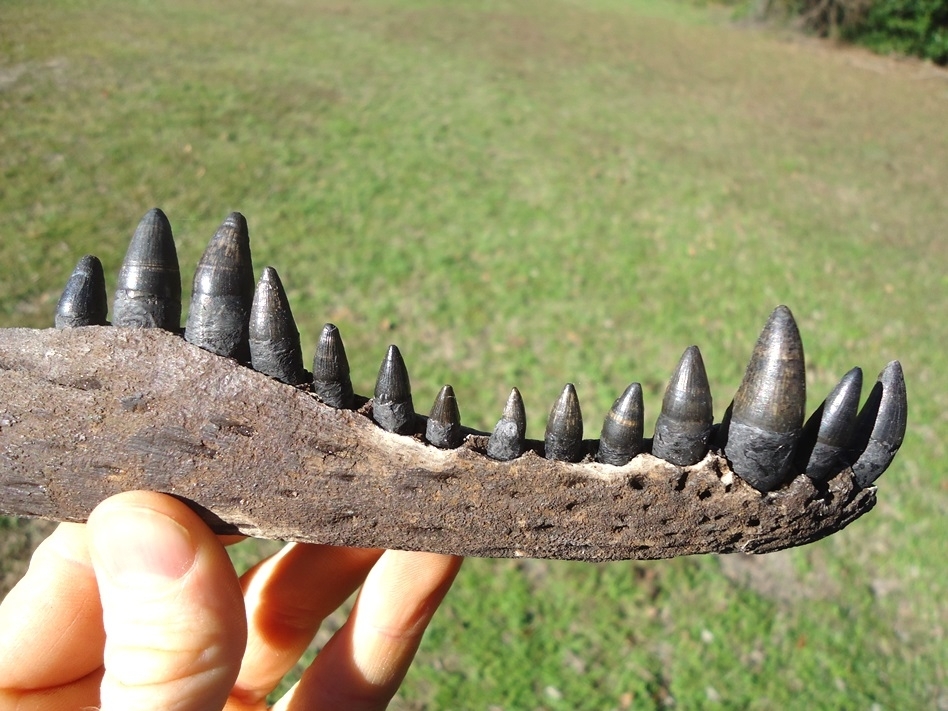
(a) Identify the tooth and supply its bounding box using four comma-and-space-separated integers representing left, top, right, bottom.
795, 367, 862, 482
248, 267, 307, 386
486, 387, 527, 461
849, 361, 907, 487
373, 345, 415, 435
184, 212, 255, 361
112, 208, 182, 331
55, 255, 108, 329
426, 385, 462, 449
544, 383, 583, 462
597, 382, 644, 466
312, 323, 354, 409
724, 305, 806, 492
651, 346, 713, 466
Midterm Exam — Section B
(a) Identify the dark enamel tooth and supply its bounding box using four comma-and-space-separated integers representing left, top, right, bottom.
651, 346, 713, 466
112, 208, 182, 330
544, 383, 583, 463
248, 267, 307, 386
373, 345, 415, 435
426, 385, 462, 449
487, 387, 527, 461
55, 255, 108, 329
795, 367, 863, 482
724, 305, 806, 492
849, 361, 907, 487
597, 383, 644, 466
184, 212, 255, 361
312, 323, 354, 409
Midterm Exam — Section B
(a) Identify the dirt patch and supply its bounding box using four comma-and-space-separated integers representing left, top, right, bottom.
718, 549, 840, 604
0, 517, 57, 600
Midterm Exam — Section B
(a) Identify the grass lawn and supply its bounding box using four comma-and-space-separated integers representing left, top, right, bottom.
1, 0, 946, 708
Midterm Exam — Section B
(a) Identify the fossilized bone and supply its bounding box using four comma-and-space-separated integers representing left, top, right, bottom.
0, 209, 908, 561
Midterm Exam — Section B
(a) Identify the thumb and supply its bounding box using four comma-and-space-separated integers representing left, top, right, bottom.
88, 492, 247, 711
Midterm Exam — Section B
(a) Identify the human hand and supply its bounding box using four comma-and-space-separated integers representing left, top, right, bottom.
0, 491, 463, 711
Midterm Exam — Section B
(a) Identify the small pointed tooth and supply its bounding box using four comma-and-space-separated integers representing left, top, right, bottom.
184, 212, 255, 360
597, 383, 644, 466
55, 255, 108, 328
795, 367, 862, 482
373, 345, 415, 435
112, 208, 182, 330
312, 323, 354, 409
248, 267, 307, 385
487, 387, 527, 461
850, 361, 908, 487
426, 385, 462, 449
544, 383, 583, 463
651, 346, 713, 466
724, 306, 806, 492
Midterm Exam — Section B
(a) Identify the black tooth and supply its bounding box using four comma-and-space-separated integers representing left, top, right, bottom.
373, 345, 415, 435
597, 382, 644, 466
544, 383, 583, 463
312, 323, 353, 409
184, 211, 255, 361
112, 208, 182, 330
426, 385, 462, 449
487, 387, 526, 461
651, 346, 713, 466
55, 255, 108, 329
248, 267, 307, 386
795, 367, 863, 482
849, 361, 907, 487
724, 305, 806, 492
503, 387, 528, 440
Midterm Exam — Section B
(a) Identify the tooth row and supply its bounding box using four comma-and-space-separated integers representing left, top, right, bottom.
53, 209, 908, 493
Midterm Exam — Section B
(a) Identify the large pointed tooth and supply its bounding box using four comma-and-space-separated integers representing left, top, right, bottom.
312, 323, 354, 409
544, 383, 583, 463
426, 385, 462, 449
112, 208, 181, 330
651, 346, 713, 466
849, 361, 907, 487
724, 305, 806, 492
795, 367, 862, 482
184, 212, 255, 361
373, 345, 415, 435
486, 387, 527, 461
597, 383, 644, 466
55, 255, 108, 328
248, 267, 307, 385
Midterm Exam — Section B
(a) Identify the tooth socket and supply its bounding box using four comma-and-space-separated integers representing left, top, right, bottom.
487, 388, 526, 461
55, 255, 108, 329
112, 208, 182, 330
725, 306, 806, 492
544, 383, 583, 463
795, 367, 862, 482
184, 212, 255, 361
373, 345, 415, 435
426, 385, 462, 449
248, 268, 307, 386
651, 346, 713, 467
312, 323, 354, 409
850, 361, 907, 487
597, 383, 644, 466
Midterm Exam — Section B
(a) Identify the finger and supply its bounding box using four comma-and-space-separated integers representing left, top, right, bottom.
89, 491, 247, 711
277, 551, 462, 711
0, 667, 104, 711
0, 522, 105, 691
228, 544, 382, 707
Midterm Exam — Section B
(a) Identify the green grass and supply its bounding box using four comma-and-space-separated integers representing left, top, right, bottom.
2, 0, 946, 708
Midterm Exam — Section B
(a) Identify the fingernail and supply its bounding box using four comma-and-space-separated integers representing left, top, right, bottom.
94, 507, 196, 589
